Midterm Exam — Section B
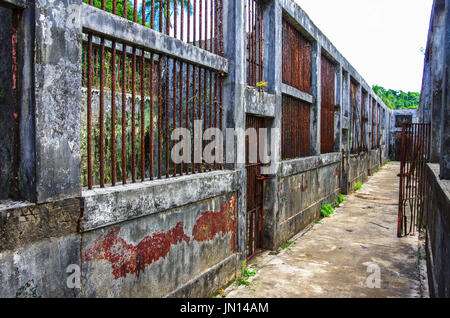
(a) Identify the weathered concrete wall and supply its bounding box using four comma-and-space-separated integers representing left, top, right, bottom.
0, 0, 394, 298
277, 153, 341, 245
389, 109, 418, 161
419, 0, 450, 298
0, 7, 14, 200
424, 164, 450, 298
0, 199, 81, 298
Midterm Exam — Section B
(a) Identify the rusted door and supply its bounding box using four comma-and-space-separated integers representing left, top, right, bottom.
245, 115, 265, 259
397, 123, 431, 237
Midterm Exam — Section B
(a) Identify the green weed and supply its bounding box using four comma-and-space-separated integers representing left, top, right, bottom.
320, 204, 335, 217
354, 182, 362, 191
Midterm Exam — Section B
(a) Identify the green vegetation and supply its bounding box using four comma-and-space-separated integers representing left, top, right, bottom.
372, 85, 420, 110
234, 261, 258, 287
337, 194, 346, 204
354, 182, 362, 191
320, 204, 335, 218
84, 0, 192, 29
313, 221, 323, 225
280, 240, 296, 250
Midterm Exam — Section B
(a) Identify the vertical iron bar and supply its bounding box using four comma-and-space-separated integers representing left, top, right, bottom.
99, 38, 105, 187
141, 48, 146, 181
122, 43, 127, 184
111, 40, 117, 186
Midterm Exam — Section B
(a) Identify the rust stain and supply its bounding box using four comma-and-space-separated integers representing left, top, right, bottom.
83, 222, 190, 279
334, 167, 339, 177
192, 196, 237, 252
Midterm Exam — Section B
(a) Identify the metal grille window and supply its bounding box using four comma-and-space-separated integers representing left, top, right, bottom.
320, 54, 336, 154
84, 0, 224, 55
371, 97, 375, 149
350, 80, 360, 154
360, 90, 367, 151
246, 0, 264, 87
282, 19, 312, 93
81, 32, 223, 189
281, 95, 311, 160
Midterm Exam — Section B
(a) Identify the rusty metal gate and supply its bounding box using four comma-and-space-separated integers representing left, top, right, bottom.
397, 123, 431, 237
245, 115, 265, 259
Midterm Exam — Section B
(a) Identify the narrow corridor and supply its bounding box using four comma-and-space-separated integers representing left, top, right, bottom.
223, 162, 427, 298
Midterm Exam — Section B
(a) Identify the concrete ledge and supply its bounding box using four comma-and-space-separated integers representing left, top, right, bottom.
164, 253, 239, 298
281, 84, 313, 104
81, 170, 244, 232
280, 152, 341, 177
0, 198, 81, 253
82, 4, 228, 74
277, 189, 339, 247
0, 0, 27, 8
245, 87, 276, 117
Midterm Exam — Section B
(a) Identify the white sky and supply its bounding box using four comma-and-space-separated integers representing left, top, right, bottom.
294, 0, 433, 93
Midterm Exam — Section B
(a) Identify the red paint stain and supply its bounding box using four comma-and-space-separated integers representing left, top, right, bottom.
83, 222, 190, 279
192, 196, 237, 252
334, 167, 339, 177
299, 181, 308, 192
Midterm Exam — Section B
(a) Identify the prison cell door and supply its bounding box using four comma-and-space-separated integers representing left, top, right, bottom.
397, 123, 431, 237
245, 115, 266, 259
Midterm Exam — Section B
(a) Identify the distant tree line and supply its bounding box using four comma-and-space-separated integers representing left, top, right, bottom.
372, 85, 420, 110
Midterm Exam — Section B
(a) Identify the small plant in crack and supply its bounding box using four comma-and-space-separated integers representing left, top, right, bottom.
234, 261, 258, 288
354, 181, 363, 191
280, 240, 296, 250
320, 204, 335, 218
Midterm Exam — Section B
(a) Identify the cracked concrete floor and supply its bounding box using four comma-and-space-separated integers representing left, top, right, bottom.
223, 162, 428, 298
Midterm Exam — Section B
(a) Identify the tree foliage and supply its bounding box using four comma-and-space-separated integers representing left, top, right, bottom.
372, 85, 420, 110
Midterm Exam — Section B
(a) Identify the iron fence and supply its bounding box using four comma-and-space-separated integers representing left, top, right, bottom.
81, 31, 223, 189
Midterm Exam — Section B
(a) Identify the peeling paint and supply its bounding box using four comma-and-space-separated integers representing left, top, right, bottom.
192, 196, 237, 252
83, 222, 190, 279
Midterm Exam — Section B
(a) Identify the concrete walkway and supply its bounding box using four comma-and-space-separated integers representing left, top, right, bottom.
223, 162, 428, 298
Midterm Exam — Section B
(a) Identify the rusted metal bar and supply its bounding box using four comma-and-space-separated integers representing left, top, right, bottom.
99, 38, 106, 187
149, 53, 155, 180
131, 47, 137, 183
111, 40, 117, 186
174, 0, 178, 39
158, 57, 162, 178
179, 60, 184, 176
122, 43, 127, 184
140, 48, 146, 181
173, 58, 178, 176
165, 57, 170, 178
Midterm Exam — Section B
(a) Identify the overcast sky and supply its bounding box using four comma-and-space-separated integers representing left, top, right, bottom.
294, 0, 433, 93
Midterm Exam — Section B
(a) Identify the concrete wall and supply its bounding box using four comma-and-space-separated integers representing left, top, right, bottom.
388, 109, 418, 161
424, 164, 450, 298
419, 0, 450, 298
0, 0, 392, 297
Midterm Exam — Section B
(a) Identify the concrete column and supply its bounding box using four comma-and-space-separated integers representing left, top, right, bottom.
311, 42, 321, 156
223, 0, 246, 170
430, 1, 446, 163
440, 0, 450, 179
260, 0, 281, 250
334, 66, 342, 153
32, 0, 82, 203
222, 0, 247, 262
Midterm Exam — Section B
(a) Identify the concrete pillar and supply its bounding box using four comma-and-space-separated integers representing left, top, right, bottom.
32, 0, 82, 203
430, 0, 446, 163
222, 0, 247, 261
334, 66, 342, 153
311, 42, 321, 156
223, 0, 246, 171
440, 0, 450, 179
260, 0, 281, 250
